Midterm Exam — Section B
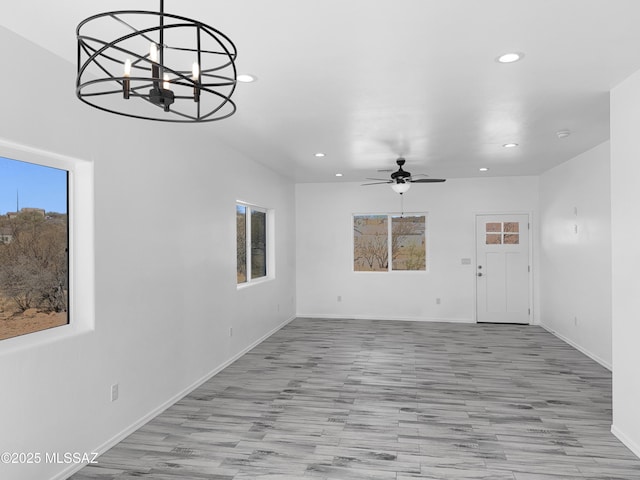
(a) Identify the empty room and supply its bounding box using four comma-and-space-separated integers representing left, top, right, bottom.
1, 1, 640, 479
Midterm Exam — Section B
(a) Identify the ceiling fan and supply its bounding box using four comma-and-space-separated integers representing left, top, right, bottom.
362, 157, 446, 194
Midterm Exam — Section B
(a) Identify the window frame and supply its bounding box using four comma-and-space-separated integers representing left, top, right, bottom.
0, 139, 94, 353
236, 202, 273, 287
352, 212, 429, 273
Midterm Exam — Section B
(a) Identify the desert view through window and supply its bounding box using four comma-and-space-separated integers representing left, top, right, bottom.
0, 156, 69, 340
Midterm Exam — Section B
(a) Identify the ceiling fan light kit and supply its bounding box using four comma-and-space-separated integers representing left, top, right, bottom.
76, 0, 237, 122
391, 182, 411, 194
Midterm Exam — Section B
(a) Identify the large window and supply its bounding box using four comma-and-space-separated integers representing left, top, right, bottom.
353, 214, 426, 272
0, 156, 69, 341
237, 203, 268, 284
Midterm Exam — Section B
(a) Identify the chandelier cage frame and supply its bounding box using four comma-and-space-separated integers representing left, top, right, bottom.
76, 1, 238, 122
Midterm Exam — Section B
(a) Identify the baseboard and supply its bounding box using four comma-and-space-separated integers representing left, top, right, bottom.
539, 322, 612, 371
51, 315, 296, 480
612, 425, 640, 459
297, 313, 474, 324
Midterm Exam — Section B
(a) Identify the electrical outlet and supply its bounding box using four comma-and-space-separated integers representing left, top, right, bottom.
110, 383, 119, 402
229, 327, 233, 337
574, 316, 578, 326
436, 298, 441, 305
337, 295, 342, 302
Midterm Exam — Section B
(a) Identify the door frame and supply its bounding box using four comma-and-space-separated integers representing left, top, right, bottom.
473, 211, 534, 324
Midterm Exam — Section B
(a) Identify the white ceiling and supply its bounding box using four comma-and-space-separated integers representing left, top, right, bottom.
4, 0, 640, 182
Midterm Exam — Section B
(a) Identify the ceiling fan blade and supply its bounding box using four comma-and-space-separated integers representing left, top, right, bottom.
411, 178, 446, 183
410, 173, 430, 178
362, 181, 393, 186
365, 178, 393, 182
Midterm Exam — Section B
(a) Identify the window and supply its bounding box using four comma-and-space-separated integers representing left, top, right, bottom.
237, 203, 268, 284
486, 221, 520, 245
0, 156, 69, 341
354, 214, 426, 272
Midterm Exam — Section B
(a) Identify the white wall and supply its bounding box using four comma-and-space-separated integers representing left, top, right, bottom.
610, 69, 640, 457
538, 141, 612, 368
296, 176, 539, 323
0, 27, 296, 480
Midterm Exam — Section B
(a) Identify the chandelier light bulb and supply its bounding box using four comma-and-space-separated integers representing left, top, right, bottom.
149, 43, 159, 63
124, 59, 132, 77
163, 73, 171, 90
192, 62, 201, 102
122, 58, 132, 99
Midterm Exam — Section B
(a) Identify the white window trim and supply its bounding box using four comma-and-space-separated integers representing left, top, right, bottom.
352, 212, 429, 273
0, 138, 95, 354
236, 201, 274, 288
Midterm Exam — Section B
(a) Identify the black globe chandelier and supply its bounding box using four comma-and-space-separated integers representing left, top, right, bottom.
76, 1, 237, 122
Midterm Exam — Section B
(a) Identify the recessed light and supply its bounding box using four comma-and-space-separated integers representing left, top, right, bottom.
497, 52, 523, 63
479, 167, 489, 172
503, 143, 519, 148
335, 173, 343, 177
314, 152, 326, 157
237, 74, 257, 83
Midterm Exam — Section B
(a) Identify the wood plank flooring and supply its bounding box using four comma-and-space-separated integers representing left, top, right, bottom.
71, 318, 640, 479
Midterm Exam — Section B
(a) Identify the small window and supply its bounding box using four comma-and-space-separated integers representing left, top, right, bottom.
0, 157, 69, 341
354, 214, 427, 272
485, 221, 520, 245
237, 203, 269, 284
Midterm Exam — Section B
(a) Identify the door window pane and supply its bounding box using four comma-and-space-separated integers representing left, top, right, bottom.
486, 234, 502, 244
486, 222, 501, 232
504, 222, 519, 233
504, 234, 520, 245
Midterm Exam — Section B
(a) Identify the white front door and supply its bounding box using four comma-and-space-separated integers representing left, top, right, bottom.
476, 214, 531, 324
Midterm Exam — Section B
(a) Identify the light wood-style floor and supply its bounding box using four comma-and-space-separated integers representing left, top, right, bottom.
72, 318, 640, 479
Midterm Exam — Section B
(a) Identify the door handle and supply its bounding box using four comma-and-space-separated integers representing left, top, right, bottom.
477, 272, 483, 277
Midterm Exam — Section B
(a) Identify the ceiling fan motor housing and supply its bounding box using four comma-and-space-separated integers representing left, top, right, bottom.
391, 158, 411, 182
